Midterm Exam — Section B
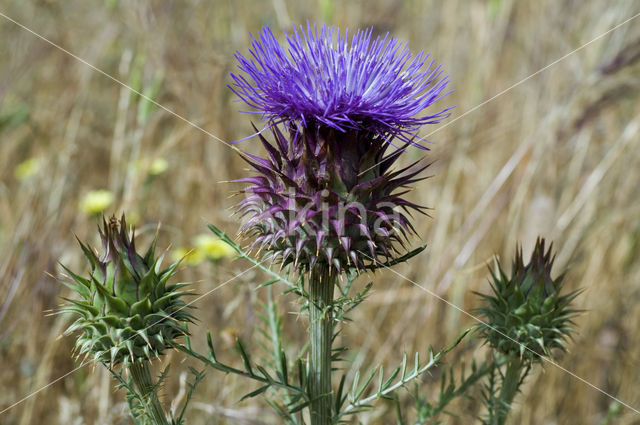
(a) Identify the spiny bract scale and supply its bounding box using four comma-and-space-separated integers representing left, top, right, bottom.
235, 124, 431, 273
60, 215, 193, 366
476, 238, 580, 362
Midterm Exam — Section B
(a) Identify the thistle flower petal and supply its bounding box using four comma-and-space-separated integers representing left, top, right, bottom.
230, 24, 453, 148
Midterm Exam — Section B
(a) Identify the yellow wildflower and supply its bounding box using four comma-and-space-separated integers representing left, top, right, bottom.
136, 157, 169, 176
79, 190, 114, 216
193, 234, 236, 261
171, 247, 205, 266
14, 157, 42, 180
149, 158, 169, 175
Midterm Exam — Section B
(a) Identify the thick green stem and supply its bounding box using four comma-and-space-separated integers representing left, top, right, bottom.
493, 358, 524, 425
129, 361, 169, 425
308, 267, 335, 425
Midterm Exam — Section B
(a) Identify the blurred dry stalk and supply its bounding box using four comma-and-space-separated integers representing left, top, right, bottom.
0, 0, 639, 424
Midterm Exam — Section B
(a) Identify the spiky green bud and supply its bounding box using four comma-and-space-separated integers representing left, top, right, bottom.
476, 238, 580, 363
60, 215, 193, 366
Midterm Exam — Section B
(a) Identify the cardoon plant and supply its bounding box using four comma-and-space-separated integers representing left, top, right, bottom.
476, 238, 581, 425
60, 216, 194, 425
51, 23, 589, 425
230, 24, 452, 424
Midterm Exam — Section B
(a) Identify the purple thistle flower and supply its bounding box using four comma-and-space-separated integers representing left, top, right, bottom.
231, 24, 453, 273
230, 23, 453, 147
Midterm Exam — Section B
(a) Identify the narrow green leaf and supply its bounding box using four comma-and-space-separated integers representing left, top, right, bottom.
236, 338, 254, 375
240, 384, 270, 401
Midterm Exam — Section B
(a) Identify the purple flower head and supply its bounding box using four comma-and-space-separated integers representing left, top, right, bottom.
232, 24, 454, 273
230, 23, 453, 148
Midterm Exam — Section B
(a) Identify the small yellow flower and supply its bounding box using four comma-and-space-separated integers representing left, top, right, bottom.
137, 157, 169, 176
149, 158, 169, 176
171, 247, 205, 266
193, 234, 236, 261
125, 211, 141, 226
79, 190, 115, 216
14, 157, 42, 180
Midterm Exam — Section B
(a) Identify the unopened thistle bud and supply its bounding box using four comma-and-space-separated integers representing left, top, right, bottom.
476, 238, 580, 362
60, 215, 193, 366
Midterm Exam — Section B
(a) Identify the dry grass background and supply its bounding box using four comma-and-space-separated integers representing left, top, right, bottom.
1, 0, 640, 424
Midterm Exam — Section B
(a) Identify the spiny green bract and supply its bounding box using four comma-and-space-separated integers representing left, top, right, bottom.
476, 238, 580, 363
60, 215, 193, 366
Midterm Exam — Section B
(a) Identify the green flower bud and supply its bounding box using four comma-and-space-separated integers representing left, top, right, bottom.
476, 238, 581, 363
60, 215, 193, 366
